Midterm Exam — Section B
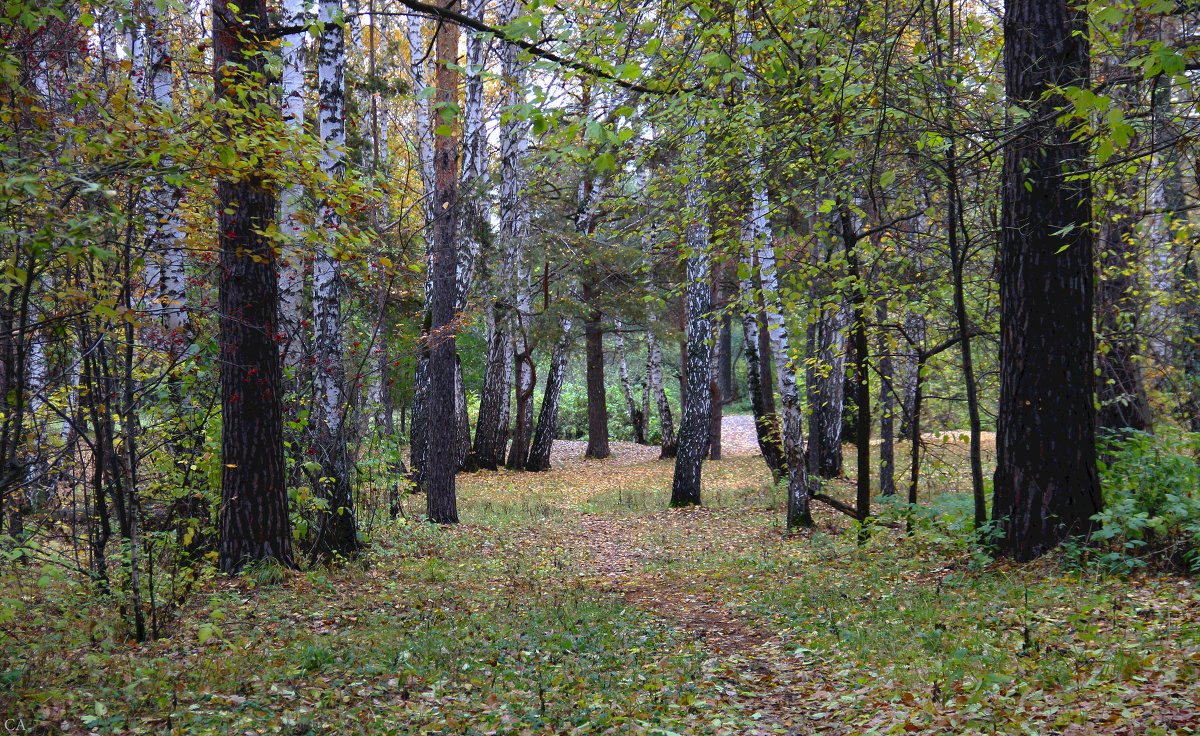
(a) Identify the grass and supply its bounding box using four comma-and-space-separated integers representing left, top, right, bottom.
2, 436, 1198, 735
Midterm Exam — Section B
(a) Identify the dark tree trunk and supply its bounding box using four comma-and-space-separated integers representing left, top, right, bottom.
839, 205, 872, 537
425, 11, 459, 524
214, 0, 294, 573
719, 312, 733, 401
469, 312, 509, 470
993, 0, 1100, 560
583, 280, 609, 459
528, 320, 572, 471
877, 300, 895, 497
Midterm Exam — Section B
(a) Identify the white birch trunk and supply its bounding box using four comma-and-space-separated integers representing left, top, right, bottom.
499, 0, 534, 468
279, 0, 307, 369
312, 0, 356, 553
754, 183, 811, 527
456, 0, 489, 313
669, 131, 712, 506
408, 15, 435, 226
143, 2, 189, 354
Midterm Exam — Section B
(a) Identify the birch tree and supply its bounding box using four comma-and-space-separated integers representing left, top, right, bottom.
310, 0, 357, 557
669, 131, 712, 508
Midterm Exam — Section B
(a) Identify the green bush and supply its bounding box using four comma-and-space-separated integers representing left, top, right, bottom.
1091, 429, 1200, 574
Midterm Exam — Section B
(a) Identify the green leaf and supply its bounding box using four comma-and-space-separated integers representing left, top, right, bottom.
594, 152, 617, 173
879, 170, 896, 188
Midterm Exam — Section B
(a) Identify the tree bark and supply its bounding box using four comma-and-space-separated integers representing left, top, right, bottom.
839, 204, 871, 536
740, 279, 785, 479
993, 0, 1100, 560
583, 285, 610, 459
471, 307, 510, 469
877, 300, 895, 497
528, 318, 572, 471
214, 0, 295, 573
808, 300, 848, 478
670, 133, 711, 507
278, 0, 307, 373
425, 4, 459, 524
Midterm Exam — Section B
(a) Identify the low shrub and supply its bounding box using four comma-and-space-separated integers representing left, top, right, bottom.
1091, 429, 1200, 574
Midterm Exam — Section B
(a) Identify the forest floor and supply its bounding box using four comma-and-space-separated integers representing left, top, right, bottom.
3, 416, 1199, 735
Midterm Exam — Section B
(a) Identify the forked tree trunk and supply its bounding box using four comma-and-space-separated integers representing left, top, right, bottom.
214, 0, 294, 573
993, 0, 1100, 560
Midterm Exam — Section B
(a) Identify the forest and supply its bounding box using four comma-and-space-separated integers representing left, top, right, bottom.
2, 0, 1200, 732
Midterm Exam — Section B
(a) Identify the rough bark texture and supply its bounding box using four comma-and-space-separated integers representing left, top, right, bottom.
757, 198, 809, 527
425, 6, 459, 524
309, 0, 357, 559
670, 136, 712, 507
471, 309, 510, 470
278, 0, 306, 372
214, 0, 294, 573
839, 205, 872, 535
583, 285, 610, 459
528, 318, 572, 471
992, 0, 1100, 560
877, 300, 895, 497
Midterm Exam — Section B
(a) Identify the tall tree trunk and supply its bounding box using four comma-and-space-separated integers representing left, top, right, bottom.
583, 284, 610, 459
839, 204, 872, 537
719, 313, 733, 400
646, 317, 677, 458
457, 0, 489, 470
528, 318, 572, 471
278, 0, 307, 372
407, 13, 433, 484
499, 0, 534, 470
670, 132, 712, 507
934, 2, 987, 530
993, 0, 1100, 560
309, 0, 358, 559
877, 299, 895, 497
425, 3, 460, 524
753, 208, 809, 526
214, 0, 295, 573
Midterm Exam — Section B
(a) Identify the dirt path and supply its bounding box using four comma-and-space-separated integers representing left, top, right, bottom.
566, 511, 818, 735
